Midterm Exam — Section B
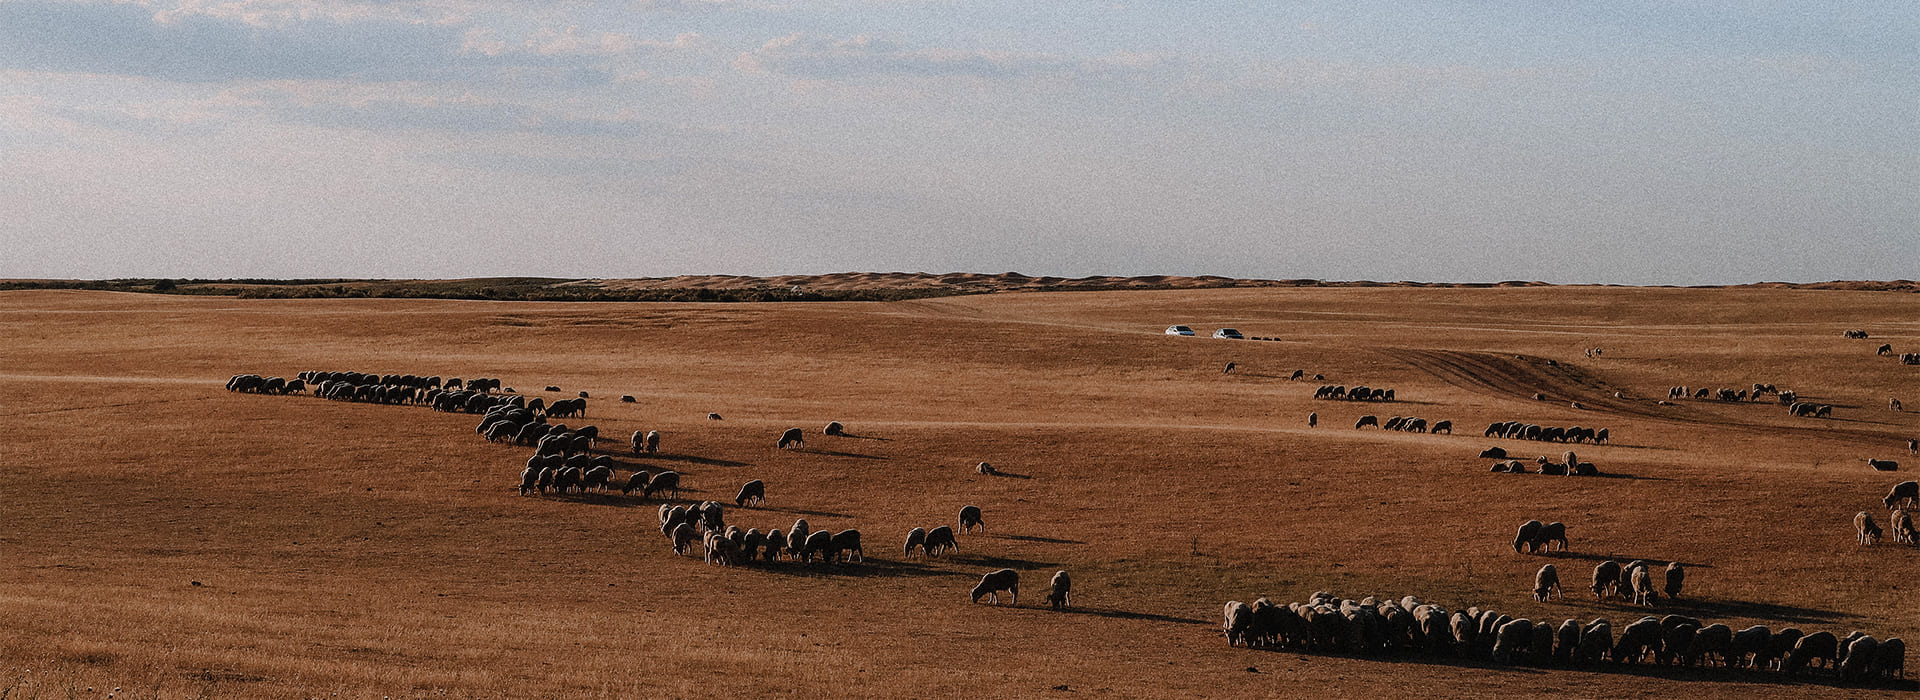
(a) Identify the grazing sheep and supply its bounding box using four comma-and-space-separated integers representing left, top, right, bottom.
1553, 619, 1582, 664
1048, 571, 1071, 610
643, 471, 681, 500
642, 431, 659, 454
1857, 511, 1885, 545
1728, 625, 1772, 669
734, 479, 766, 507
1613, 617, 1663, 665
1868, 458, 1900, 472
1910, 439, 1918, 456
1879, 343, 1895, 355
1893, 510, 1916, 545
518, 466, 540, 495
1431, 420, 1452, 434
824, 421, 845, 436
1876, 637, 1906, 680
1591, 561, 1622, 599
959, 505, 985, 534
1493, 619, 1535, 664
582, 465, 613, 493
1534, 564, 1561, 601
670, 522, 698, 555
977, 462, 997, 475
707, 412, 722, 420
1224, 601, 1254, 646
830, 529, 863, 563
1688, 624, 1733, 668
1842, 635, 1881, 681
1479, 446, 1508, 459
1663, 562, 1685, 600
1759, 628, 1803, 671
1887, 481, 1920, 510
1632, 566, 1657, 607
1308, 412, 1317, 427
1785, 630, 1839, 676
764, 529, 788, 563
1575, 619, 1612, 665
620, 395, 636, 403
1894, 399, 1904, 412
904, 527, 927, 558
1355, 415, 1379, 429
622, 469, 653, 495
1489, 462, 1510, 473
974, 569, 1020, 605
923, 525, 958, 556
798, 530, 835, 563
1223, 361, 1235, 374
631, 430, 647, 455
777, 428, 805, 449
1537, 522, 1569, 552
1514, 520, 1544, 554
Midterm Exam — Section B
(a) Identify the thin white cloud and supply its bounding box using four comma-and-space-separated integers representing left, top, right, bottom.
735, 33, 1084, 80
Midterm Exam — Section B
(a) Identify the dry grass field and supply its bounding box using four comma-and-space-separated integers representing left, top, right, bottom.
3, 286, 1918, 698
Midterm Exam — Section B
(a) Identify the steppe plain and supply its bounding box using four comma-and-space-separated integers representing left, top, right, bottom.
3, 283, 1918, 698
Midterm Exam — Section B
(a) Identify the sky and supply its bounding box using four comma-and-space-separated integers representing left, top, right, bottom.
1, 1, 1914, 284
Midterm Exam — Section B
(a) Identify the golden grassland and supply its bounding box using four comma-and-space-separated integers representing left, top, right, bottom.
2, 286, 1917, 698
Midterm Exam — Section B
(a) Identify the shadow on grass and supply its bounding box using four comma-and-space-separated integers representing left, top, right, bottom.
798, 449, 889, 460
644, 453, 750, 468
998, 533, 1085, 545
1055, 606, 1211, 626
746, 505, 853, 519
1233, 644, 1913, 690
757, 557, 960, 580
1539, 552, 1713, 568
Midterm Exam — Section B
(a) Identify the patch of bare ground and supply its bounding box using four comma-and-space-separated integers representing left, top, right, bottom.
2, 286, 1918, 697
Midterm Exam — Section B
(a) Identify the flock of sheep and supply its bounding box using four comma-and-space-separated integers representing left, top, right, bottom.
1480, 448, 1601, 476
1313, 385, 1396, 402
1353, 415, 1450, 433
1221, 591, 1904, 682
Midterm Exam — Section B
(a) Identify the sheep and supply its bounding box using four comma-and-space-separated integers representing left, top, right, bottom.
1876, 637, 1906, 680
707, 412, 722, 420
518, 466, 540, 495
1894, 399, 1905, 412
670, 522, 698, 555
799, 530, 835, 563
1886, 481, 1920, 510
1727, 625, 1772, 669
764, 529, 787, 560
974, 569, 1020, 605
1663, 562, 1685, 600
1613, 617, 1664, 664
1868, 458, 1900, 472
1536, 522, 1568, 552
1492, 618, 1535, 664
824, 421, 846, 436
1552, 618, 1582, 664
1514, 520, 1544, 554
1631, 565, 1657, 607
1534, 564, 1561, 601
643, 471, 681, 500
622, 469, 653, 495
830, 529, 863, 563
777, 428, 804, 449
1688, 624, 1733, 668
1659, 619, 1700, 666
620, 394, 636, 403
1574, 619, 1612, 665
742, 528, 765, 561
923, 525, 958, 556
1355, 415, 1379, 429
631, 430, 647, 455
1785, 630, 1839, 676
1591, 561, 1622, 599
1893, 509, 1916, 545
904, 527, 927, 558
1479, 446, 1508, 459
1879, 343, 1895, 355
959, 505, 985, 534
789, 519, 811, 555
1048, 571, 1071, 610
1842, 635, 1881, 681
1223, 601, 1255, 646
1760, 628, 1803, 671
1308, 412, 1317, 427
976, 462, 997, 476
734, 479, 766, 507
1530, 621, 1557, 665
1911, 439, 1919, 456
1857, 511, 1885, 545
643, 431, 660, 454
582, 465, 613, 493
698, 501, 725, 533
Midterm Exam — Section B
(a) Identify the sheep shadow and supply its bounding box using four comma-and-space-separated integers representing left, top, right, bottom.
997, 533, 1086, 545
951, 553, 1060, 570
759, 558, 959, 580
1657, 597, 1850, 627
980, 470, 1033, 480
644, 453, 750, 468
835, 433, 892, 441
1540, 552, 1712, 568
796, 449, 889, 460
1055, 607, 1211, 626
744, 505, 853, 519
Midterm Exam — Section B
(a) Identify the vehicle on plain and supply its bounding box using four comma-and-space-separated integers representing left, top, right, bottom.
1165, 325, 1195, 336
1213, 328, 1244, 339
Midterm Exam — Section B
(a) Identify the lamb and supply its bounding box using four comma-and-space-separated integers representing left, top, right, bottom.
1868, 458, 1900, 472
1887, 481, 1920, 510
1513, 520, 1544, 554
1536, 522, 1568, 552
1591, 561, 1622, 599
777, 428, 805, 449
1857, 511, 1885, 545
922, 525, 958, 556
959, 505, 985, 534
1048, 571, 1072, 610
734, 479, 766, 507
824, 421, 846, 436
1663, 562, 1685, 600
1534, 564, 1561, 601
974, 569, 1020, 605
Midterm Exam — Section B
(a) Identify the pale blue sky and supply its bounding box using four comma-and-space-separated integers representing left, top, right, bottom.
2, 1, 1914, 283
